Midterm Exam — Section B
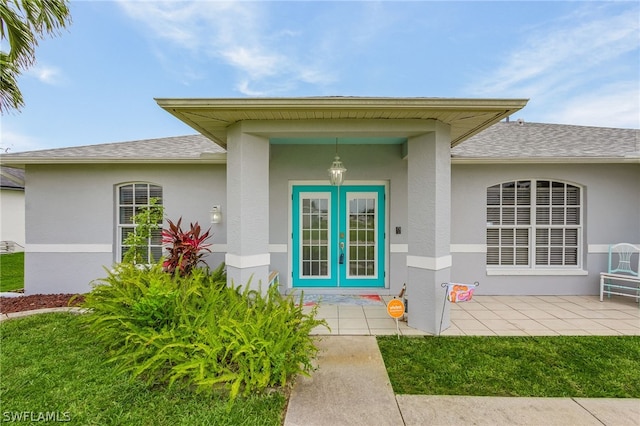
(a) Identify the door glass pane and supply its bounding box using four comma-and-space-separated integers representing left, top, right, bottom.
347, 194, 377, 277
300, 195, 330, 277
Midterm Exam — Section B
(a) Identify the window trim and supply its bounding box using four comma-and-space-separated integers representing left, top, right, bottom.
486, 179, 583, 271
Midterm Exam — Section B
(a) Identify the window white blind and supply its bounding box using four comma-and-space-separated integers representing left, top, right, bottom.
487, 180, 581, 268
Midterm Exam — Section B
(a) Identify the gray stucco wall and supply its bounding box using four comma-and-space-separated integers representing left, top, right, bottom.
24, 164, 226, 294
450, 163, 640, 295
23, 156, 638, 298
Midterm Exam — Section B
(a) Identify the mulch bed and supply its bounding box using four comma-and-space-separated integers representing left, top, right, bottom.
0, 294, 85, 314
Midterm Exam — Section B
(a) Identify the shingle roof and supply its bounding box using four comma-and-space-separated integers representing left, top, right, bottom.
0, 134, 224, 164
0, 167, 25, 189
452, 121, 639, 162
1, 122, 638, 166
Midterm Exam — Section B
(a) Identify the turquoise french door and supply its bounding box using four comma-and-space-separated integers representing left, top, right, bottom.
292, 185, 385, 288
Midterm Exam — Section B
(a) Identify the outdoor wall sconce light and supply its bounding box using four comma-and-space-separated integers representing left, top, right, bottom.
210, 205, 222, 224
328, 138, 347, 186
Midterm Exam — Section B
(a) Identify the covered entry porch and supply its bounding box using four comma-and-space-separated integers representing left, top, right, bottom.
156, 97, 528, 334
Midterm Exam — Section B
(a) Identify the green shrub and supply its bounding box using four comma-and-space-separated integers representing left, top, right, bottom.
130, 276, 178, 330
121, 198, 164, 265
82, 263, 326, 401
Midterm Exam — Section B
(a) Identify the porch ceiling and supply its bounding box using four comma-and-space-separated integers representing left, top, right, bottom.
155, 97, 529, 149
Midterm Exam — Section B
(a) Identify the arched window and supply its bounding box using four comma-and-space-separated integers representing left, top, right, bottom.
486, 180, 582, 268
117, 183, 163, 263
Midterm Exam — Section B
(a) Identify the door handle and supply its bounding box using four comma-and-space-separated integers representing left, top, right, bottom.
339, 242, 345, 264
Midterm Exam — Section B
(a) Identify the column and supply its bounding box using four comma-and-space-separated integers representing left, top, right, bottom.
406, 121, 452, 334
225, 123, 270, 293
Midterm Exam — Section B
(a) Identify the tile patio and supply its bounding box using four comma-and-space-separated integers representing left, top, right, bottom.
307, 295, 640, 336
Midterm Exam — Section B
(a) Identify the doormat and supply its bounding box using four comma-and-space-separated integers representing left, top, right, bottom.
302, 294, 384, 306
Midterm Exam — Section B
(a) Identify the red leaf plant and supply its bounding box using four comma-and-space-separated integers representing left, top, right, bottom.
162, 218, 212, 277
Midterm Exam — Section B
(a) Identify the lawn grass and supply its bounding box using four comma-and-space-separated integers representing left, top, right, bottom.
0, 252, 24, 292
0, 313, 287, 425
378, 335, 640, 398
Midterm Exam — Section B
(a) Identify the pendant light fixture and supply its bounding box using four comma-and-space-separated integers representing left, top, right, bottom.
328, 138, 346, 186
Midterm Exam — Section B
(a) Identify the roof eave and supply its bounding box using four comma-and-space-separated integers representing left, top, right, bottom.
155, 97, 529, 148
452, 156, 640, 164
0, 156, 228, 168
154, 96, 530, 108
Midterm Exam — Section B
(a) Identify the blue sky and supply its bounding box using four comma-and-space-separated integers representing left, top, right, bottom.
2, 0, 639, 152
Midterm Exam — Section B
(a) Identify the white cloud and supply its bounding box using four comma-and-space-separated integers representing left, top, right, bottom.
27, 64, 63, 85
220, 46, 285, 80
469, 5, 639, 128
0, 129, 49, 153
116, 1, 335, 95
473, 7, 639, 98
539, 81, 640, 129
116, 1, 204, 49
236, 79, 268, 97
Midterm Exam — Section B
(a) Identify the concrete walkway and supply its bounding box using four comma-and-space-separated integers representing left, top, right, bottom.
0, 306, 85, 321
285, 336, 640, 426
396, 395, 640, 425
284, 336, 403, 426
